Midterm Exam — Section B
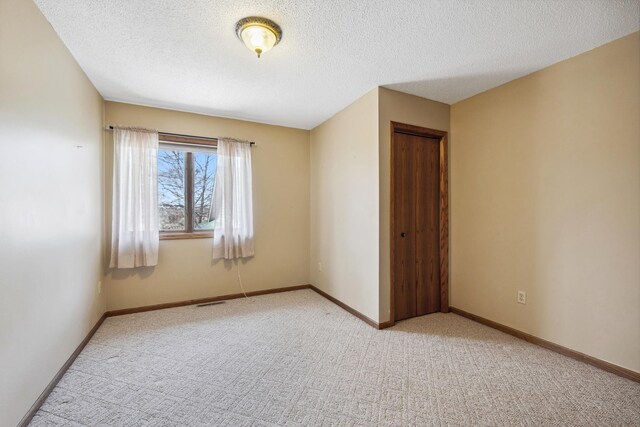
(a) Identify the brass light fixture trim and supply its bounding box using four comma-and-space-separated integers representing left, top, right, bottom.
235, 16, 283, 58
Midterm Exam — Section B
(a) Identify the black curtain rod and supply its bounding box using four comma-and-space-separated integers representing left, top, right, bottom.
106, 125, 256, 146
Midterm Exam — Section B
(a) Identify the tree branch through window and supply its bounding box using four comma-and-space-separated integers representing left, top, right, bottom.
158, 142, 217, 235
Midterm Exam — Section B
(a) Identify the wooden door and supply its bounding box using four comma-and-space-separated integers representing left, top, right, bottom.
393, 133, 418, 321
415, 136, 441, 316
392, 131, 441, 321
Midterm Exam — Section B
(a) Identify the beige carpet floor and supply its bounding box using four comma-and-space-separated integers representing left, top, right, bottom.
30, 289, 639, 426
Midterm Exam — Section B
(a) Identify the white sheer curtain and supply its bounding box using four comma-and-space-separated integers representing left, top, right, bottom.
211, 138, 254, 259
109, 127, 160, 268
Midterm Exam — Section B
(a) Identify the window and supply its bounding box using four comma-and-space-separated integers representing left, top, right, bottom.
158, 135, 217, 238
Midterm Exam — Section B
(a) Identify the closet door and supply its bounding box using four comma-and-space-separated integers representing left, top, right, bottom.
415, 136, 441, 315
392, 131, 441, 321
393, 132, 417, 321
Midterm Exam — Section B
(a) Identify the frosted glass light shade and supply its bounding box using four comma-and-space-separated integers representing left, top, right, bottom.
235, 17, 282, 58
240, 25, 277, 58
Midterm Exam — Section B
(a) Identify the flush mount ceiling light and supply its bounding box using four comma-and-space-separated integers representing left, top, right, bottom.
235, 16, 282, 58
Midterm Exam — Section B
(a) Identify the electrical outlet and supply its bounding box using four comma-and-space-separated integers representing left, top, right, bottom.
317, 262, 323, 272
98, 281, 102, 294
517, 290, 526, 304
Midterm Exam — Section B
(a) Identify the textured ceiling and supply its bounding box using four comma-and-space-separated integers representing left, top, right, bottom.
34, 0, 639, 129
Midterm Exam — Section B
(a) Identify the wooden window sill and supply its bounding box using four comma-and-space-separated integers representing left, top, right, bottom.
160, 232, 213, 240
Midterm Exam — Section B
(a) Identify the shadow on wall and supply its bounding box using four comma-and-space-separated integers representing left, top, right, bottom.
108, 254, 255, 280
210, 257, 254, 268
110, 266, 156, 280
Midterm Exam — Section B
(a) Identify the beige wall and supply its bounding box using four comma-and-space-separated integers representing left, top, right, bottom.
104, 102, 310, 310
309, 88, 450, 324
450, 32, 640, 371
310, 89, 380, 322
0, 0, 106, 425
378, 88, 451, 322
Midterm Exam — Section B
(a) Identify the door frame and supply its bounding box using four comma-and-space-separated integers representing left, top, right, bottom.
390, 121, 449, 324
